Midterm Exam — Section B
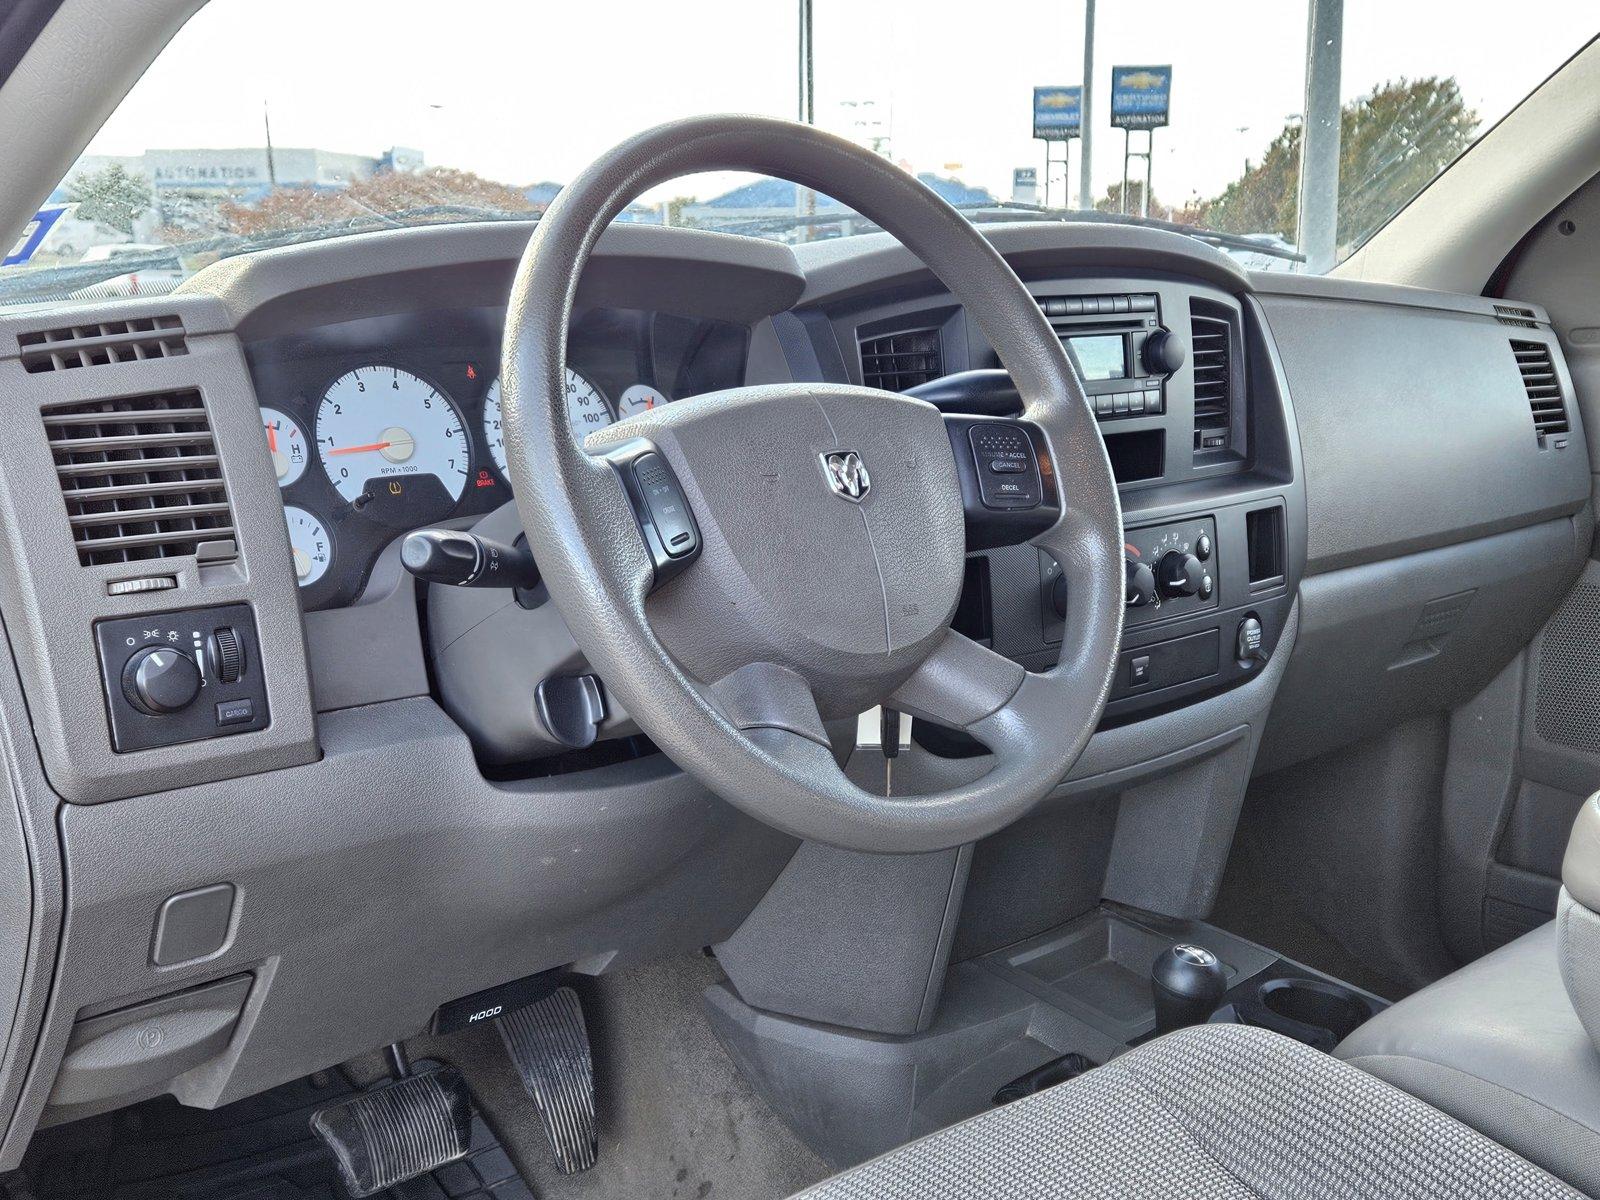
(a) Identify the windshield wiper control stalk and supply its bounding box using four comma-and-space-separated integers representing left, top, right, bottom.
401, 527, 540, 590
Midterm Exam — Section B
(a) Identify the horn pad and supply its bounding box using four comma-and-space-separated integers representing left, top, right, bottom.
612, 385, 967, 716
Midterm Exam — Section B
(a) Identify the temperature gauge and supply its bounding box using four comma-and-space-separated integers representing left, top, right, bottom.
262, 407, 309, 487
283, 505, 332, 588
617, 383, 669, 420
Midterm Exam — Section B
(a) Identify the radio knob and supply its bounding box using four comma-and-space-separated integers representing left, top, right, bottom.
1125, 559, 1157, 608
123, 646, 202, 715
1157, 551, 1204, 599
1142, 329, 1187, 375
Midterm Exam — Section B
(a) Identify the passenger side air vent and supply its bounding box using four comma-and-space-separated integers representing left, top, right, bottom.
1510, 340, 1568, 442
1493, 304, 1538, 329
43, 390, 237, 567
859, 328, 942, 392
18, 315, 187, 374
1189, 301, 1233, 453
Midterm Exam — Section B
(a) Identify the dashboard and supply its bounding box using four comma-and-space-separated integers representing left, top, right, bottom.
0, 217, 1589, 1171
245, 305, 748, 608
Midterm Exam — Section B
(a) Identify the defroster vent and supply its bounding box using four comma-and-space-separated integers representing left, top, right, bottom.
860, 328, 942, 392
1510, 340, 1568, 442
44, 390, 237, 567
19, 316, 187, 373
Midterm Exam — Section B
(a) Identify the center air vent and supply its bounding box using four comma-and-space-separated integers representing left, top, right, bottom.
859, 328, 942, 392
1511, 340, 1568, 442
19, 316, 187, 374
1189, 302, 1234, 453
44, 391, 236, 567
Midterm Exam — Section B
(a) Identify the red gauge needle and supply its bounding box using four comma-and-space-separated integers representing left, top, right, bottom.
266, 423, 278, 453
328, 441, 392, 456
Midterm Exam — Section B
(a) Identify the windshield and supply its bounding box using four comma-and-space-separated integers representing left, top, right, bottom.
2, 0, 1593, 302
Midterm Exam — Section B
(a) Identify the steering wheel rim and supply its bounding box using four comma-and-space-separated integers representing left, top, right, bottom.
502, 115, 1123, 854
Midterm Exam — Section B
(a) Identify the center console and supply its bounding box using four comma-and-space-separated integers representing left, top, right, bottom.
888, 277, 1307, 726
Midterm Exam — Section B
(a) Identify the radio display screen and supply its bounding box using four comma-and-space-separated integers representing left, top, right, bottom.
1067, 335, 1127, 381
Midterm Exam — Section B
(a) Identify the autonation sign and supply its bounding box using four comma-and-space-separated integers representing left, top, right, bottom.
1110, 66, 1171, 130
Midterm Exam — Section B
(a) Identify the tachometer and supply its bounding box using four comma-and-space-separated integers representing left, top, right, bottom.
283, 505, 332, 588
316, 366, 469, 505
261, 407, 309, 487
482, 368, 616, 475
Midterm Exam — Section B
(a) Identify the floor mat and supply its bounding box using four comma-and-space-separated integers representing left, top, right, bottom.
8, 1061, 532, 1200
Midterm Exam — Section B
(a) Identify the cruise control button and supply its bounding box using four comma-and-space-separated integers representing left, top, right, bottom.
989, 459, 1026, 474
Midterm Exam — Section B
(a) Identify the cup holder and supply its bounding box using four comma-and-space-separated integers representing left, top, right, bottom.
1258, 977, 1373, 1043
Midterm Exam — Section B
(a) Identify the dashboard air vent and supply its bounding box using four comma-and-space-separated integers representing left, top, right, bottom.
43, 390, 237, 567
18, 315, 187, 374
1493, 304, 1537, 329
1189, 302, 1233, 453
1510, 340, 1568, 441
859, 328, 942, 392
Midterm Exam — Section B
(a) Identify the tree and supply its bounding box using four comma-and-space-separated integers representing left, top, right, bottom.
65, 164, 154, 235
219, 166, 534, 237
1201, 76, 1479, 248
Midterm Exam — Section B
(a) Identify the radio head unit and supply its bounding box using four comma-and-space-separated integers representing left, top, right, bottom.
1040, 293, 1184, 421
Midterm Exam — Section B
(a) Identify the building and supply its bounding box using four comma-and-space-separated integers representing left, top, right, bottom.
54, 145, 424, 206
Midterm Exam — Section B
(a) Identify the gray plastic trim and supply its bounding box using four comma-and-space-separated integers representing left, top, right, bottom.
0, 302, 319, 803
793, 221, 1251, 307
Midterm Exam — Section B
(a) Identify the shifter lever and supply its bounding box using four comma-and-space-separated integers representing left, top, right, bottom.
1150, 943, 1227, 1035
401, 527, 540, 590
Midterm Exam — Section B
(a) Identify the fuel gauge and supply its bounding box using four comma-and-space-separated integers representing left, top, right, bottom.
283, 505, 332, 588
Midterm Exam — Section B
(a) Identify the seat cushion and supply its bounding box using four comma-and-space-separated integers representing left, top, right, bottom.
796, 1023, 1578, 1198
1337, 920, 1600, 1197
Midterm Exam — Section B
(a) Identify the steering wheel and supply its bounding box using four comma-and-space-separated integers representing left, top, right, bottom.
501, 116, 1123, 854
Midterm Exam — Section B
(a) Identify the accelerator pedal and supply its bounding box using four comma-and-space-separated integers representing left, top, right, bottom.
310, 1064, 474, 1197
497, 985, 598, 1173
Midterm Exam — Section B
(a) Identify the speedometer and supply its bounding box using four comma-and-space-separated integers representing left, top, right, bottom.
316, 365, 469, 505
482, 368, 615, 475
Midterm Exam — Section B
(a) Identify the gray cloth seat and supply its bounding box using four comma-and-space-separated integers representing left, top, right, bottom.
1337, 920, 1600, 1197
796, 1023, 1581, 1198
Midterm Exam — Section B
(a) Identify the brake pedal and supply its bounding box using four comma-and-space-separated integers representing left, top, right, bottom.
497, 985, 598, 1173
310, 1065, 474, 1197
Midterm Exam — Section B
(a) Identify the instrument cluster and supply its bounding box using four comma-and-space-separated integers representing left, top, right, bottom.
245, 304, 746, 610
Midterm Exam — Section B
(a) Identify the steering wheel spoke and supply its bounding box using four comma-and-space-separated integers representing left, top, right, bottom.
941, 414, 1062, 551
699, 660, 831, 748
889, 628, 1025, 732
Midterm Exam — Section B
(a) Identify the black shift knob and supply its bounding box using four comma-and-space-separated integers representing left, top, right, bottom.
1151, 943, 1226, 1035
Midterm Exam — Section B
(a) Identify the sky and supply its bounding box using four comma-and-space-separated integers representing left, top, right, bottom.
84, 0, 1597, 211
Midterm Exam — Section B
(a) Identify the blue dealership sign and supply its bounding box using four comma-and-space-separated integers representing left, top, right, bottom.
3, 206, 67, 266
1110, 66, 1171, 130
1033, 86, 1082, 141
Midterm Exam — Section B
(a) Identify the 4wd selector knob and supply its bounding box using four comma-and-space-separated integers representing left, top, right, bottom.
1157, 551, 1204, 599
122, 646, 202, 715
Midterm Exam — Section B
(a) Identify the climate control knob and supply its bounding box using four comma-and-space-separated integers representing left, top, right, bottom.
122, 646, 202, 715
1157, 551, 1205, 600
1125, 559, 1157, 608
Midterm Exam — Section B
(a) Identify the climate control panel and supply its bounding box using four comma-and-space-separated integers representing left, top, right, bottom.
95, 604, 269, 752
1124, 517, 1217, 628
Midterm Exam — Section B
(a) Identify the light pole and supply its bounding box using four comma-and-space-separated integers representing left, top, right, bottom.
1078, 0, 1095, 210
1297, 0, 1343, 271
